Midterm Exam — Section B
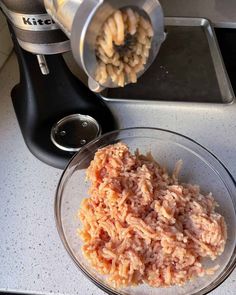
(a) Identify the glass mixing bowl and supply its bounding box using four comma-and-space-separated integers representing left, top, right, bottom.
55, 128, 236, 295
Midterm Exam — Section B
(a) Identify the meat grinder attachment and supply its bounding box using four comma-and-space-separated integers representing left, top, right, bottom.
44, 0, 165, 91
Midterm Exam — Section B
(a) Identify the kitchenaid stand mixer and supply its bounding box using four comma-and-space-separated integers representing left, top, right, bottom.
0, 0, 165, 169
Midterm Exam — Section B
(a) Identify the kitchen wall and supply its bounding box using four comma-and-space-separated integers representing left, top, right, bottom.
0, 10, 13, 69
160, 0, 236, 27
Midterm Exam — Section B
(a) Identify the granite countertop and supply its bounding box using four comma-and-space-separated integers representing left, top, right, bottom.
1, 50, 236, 295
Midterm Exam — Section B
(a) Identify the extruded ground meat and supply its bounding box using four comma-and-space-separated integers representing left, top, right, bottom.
95, 9, 153, 87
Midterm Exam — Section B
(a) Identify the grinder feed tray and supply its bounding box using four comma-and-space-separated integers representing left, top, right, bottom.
101, 18, 234, 103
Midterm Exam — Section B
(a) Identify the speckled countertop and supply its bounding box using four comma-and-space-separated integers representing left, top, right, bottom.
1, 50, 236, 295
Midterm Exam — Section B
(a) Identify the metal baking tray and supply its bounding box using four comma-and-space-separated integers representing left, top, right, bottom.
100, 17, 234, 103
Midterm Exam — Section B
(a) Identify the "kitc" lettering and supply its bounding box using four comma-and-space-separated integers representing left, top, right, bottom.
22, 17, 55, 26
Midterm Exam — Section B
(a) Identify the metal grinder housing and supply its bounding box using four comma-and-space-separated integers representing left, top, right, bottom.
45, 0, 165, 90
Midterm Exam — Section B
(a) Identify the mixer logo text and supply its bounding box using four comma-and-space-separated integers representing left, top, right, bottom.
22, 17, 56, 26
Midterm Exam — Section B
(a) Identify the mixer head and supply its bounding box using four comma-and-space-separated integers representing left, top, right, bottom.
45, 0, 165, 91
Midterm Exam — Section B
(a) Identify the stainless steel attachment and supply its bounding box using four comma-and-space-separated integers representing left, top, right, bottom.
36, 54, 50, 75
51, 114, 101, 152
44, 0, 165, 90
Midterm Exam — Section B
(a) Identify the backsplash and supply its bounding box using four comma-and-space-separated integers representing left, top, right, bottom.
0, 10, 13, 69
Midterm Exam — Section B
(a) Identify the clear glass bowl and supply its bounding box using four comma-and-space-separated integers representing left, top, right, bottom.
55, 128, 236, 295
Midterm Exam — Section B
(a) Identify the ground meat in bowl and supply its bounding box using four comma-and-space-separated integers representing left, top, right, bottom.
78, 143, 227, 288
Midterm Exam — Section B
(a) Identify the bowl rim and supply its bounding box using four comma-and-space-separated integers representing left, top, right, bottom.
55, 127, 236, 295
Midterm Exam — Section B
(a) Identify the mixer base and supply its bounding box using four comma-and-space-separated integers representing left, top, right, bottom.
9, 24, 116, 169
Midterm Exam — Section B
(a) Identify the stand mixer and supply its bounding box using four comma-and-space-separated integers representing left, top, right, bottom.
0, 0, 165, 168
